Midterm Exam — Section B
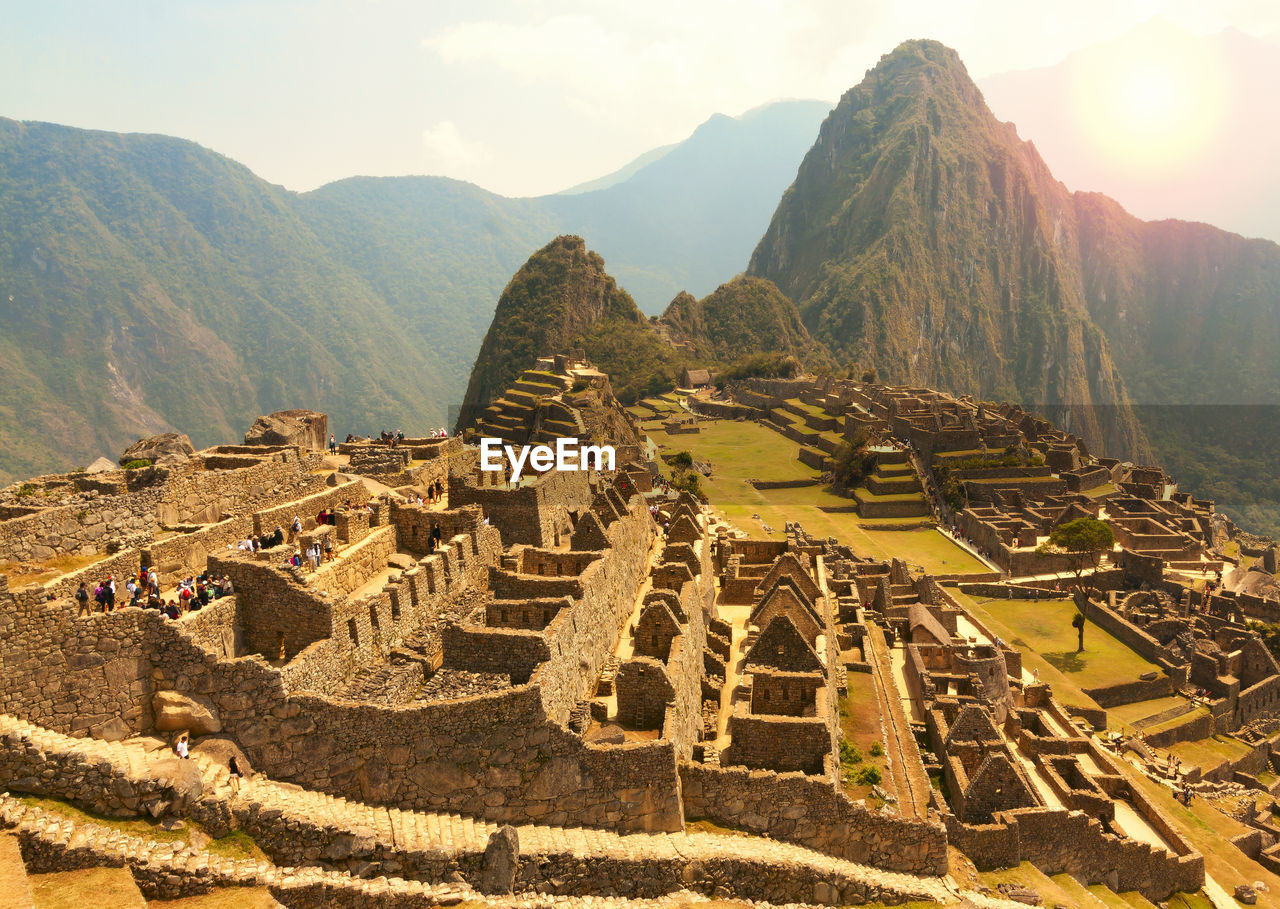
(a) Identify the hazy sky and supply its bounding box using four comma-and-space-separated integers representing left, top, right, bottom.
2, 1, 1278, 197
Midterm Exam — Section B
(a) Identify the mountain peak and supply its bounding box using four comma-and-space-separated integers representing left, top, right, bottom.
747, 40, 1146, 460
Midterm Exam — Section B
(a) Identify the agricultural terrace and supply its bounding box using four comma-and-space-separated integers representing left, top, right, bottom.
644, 415, 988, 575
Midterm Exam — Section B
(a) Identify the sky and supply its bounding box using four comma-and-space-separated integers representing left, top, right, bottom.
2, 1, 1279, 198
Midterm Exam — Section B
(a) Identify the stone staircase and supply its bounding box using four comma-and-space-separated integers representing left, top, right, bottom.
0, 714, 1033, 907
0, 794, 470, 905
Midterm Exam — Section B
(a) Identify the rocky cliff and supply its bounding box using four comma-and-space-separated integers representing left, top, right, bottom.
457, 236, 684, 429
748, 40, 1147, 460
659, 276, 831, 372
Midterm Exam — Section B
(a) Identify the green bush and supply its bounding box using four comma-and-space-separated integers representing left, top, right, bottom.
831, 431, 876, 492
855, 765, 882, 786
121, 459, 153, 471
839, 740, 863, 766
15, 483, 36, 498
670, 451, 693, 468
869, 741, 883, 757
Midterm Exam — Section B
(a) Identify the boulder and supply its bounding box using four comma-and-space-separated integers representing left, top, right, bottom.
190, 735, 252, 776
244, 409, 328, 450
476, 825, 520, 894
85, 456, 118, 474
141, 756, 204, 816
1262, 546, 1279, 576
1235, 883, 1258, 905
119, 433, 195, 467
153, 691, 222, 736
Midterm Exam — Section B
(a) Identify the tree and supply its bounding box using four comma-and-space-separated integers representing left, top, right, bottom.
861, 368, 878, 383
1039, 517, 1115, 579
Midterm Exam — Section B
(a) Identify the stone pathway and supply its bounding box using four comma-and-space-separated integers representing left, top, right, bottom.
0, 714, 1028, 906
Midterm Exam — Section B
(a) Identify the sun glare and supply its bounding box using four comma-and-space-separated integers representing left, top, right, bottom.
1069, 34, 1228, 174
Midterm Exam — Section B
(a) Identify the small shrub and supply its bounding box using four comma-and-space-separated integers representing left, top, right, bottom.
121, 459, 152, 471
671, 451, 693, 468
839, 740, 863, 766
869, 741, 883, 757
855, 765, 882, 786
15, 483, 36, 498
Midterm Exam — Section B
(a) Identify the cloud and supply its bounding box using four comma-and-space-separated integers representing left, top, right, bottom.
421, 120, 490, 179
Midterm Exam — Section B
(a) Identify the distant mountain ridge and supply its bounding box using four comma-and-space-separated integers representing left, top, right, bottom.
747, 39, 1280, 533
0, 100, 829, 484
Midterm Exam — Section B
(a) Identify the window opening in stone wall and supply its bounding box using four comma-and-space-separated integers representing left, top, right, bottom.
348, 618, 359, 645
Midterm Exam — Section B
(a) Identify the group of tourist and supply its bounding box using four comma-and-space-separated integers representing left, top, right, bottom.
235, 526, 286, 552
75, 568, 232, 621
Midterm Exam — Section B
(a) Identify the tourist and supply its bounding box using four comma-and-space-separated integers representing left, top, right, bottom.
148, 568, 159, 597
74, 581, 91, 617
290, 515, 302, 539
323, 535, 334, 563
175, 734, 189, 760
329, 434, 337, 454
228, 755, 242, 793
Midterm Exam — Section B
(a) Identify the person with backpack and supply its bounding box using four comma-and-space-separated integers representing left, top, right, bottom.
74, 582, 91, 617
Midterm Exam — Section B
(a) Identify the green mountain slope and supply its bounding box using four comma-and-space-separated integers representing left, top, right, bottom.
748, 40, 1147, 461
0, 101, 828, 483
457, 235, 685, 429
659, 275, 831, 371
0, 118, 458, 481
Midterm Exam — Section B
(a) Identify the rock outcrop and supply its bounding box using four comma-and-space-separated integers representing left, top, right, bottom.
243, 410, 328, 450
747, 39, 1148, 462
119, 433, 195, 467
152, 691, 222, 737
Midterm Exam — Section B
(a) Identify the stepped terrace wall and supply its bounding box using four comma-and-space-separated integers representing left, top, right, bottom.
948, 806, 1202, 900
0, 572, 682, 834
679, 762, 947, 875
449, 468, 593, 548
527, 502, 655, 724
252, 478, 369, 537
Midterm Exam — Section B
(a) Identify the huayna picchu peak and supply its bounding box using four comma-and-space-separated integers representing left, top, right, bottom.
749, 39, 1147, 462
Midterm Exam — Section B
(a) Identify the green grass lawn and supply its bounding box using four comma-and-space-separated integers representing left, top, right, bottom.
1168, 734, 1254, 774
1083, 482, 1119, 498
647, 419, 987, 574
854, 487, 927, 503
1105, 695, 1195, 732
838, 677, 889, 802
952, 594, 1159, 692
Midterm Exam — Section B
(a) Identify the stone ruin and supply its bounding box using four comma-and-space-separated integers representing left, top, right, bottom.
6, 358, 1280, 904
0, 363, 997, 907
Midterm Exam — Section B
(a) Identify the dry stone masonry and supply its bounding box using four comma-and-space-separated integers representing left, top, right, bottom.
5, 363, 1280, 904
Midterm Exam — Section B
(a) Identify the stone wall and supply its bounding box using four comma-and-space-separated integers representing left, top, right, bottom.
532, 503, 655, 724
678, 762, 947, 875
210, 554, 333, 661
252, 479, 369, 538
308, 526, 397, 599
722, 710, 832, 775
450, 469, 592, 548
145, 515, 254, 586
0, 579, 155, 740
